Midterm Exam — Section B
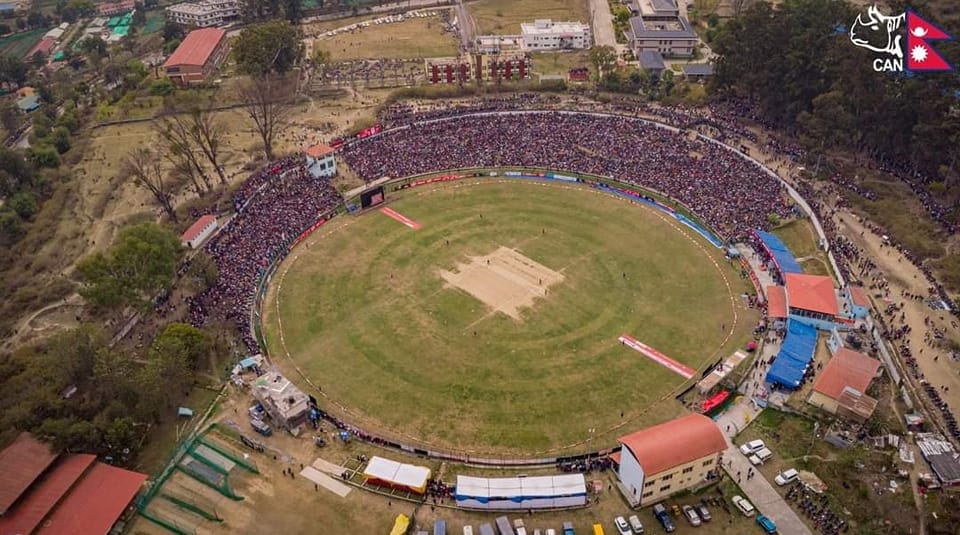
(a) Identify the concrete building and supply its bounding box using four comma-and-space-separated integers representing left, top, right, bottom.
305, 144, 337, 178
162, 27, 229, 85
626, 0, 697, 57
166, 0, 240, 28
785, 273, 843, 330
96, 0, 136, 16
519, 19, 591, 50
808, 348, 881, 421
252, 370, 310, 430
616, 414, 726, 506
179, 214, 217, 249
843, 285, 871, 319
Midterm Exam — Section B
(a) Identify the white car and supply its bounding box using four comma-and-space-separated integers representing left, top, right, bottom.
732, 495, 756, 517
628, 514, 644, 533
681, 505, 702, 527
614, 516, 632, 535
740, 439, 766, 455
775, 468, 800, 486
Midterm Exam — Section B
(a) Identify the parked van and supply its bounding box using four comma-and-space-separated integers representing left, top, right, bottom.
732, 495, 756, 517
434, 519, 446, 535
750, 447, 773, 465
463, 526, 474, 535
495, 516, 516, 535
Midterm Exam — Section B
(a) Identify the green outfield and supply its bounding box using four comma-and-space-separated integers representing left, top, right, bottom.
263, 179, 757, 455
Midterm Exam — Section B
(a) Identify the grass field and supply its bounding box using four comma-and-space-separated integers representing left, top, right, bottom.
530, 50, 591, 76
264, 179, 757, 455
772, 219, 832, 277
311, 16, 459, 61
469, 0, 591, 35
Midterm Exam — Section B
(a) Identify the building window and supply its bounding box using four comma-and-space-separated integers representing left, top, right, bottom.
703, 459, 713, 467
644, 480, 655, 488
659, 485, 671, 492
682, 466, 694, 474
642, 491, 654, 498
661, 473, 673, 481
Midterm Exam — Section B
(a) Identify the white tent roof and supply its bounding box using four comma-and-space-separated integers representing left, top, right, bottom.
362, 456, 430, 489
455, 474, 587, 499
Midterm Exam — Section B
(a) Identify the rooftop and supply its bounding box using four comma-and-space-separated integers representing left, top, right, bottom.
180, 214, 216, 242
786, 273, 839, 316
35, 462, 146, 535
618, 414, 726, 476
638, 50, 665, 70
0, 454, 96, 534
305, 144, 335, 158
849, 285, 871, 308
0, 433, 59, 515
628, 15, 696, 39
683, 64, 714, 76
766, 285, 788, 319
254, 370, 310, 420
520, 19, 590, 35
163, 27, 226, 68
812, 348, 881, 400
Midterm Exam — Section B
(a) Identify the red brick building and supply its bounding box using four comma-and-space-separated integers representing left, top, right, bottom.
162, 27, 229, 86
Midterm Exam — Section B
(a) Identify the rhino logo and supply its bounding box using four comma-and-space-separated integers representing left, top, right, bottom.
850, 5, 905, 58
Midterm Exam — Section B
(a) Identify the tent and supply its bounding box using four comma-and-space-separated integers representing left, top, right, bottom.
454, 474, 586, 510
766, 320, 818, 389
362, 457, 430, 494
755, 230, 804, 275
389, 514, 410, 535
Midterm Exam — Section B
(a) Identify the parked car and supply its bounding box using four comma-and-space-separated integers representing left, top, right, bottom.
627, 514, 644, 533
775, 468, 800, 486
749, 447, 774, 465
463, 527, 474, 535
652, 503, 676, 533
732, 495, 756, 517
757, 514, 778, 534
250, 419, 272, 437
545, 529, 556, 535
562, 521, 575, 535
682, 505, 702, 527
740, 439, 766, 455
696, 503, 712, 522
514, 518, 527, 535
479, 524, 496, 535
614, 516, 631, 535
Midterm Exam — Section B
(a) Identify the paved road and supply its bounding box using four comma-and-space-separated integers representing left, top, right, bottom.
455, 0, 476, 52
588, 0, 618, 50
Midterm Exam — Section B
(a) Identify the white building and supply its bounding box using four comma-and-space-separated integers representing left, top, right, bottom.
179, 215, 217, 249
519, 19, 591, 50
304, 144, 337, 178
626, 0, 698, 57
166, 0, 241, 28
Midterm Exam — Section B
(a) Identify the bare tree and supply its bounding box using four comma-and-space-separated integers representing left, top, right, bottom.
188, 105, 228, 185
239, 75, 295, 161
123, 148, 178, 222
156, 113, 212, 192
163, 150, 205, 197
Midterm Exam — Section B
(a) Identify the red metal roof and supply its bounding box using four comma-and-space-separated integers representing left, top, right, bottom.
180, 215, 217, 242
0, 433, 59, 515
849, 285, 871, 308
25, 38, 56, 60
305, 144, 334, 158
766, 285, 787, 319
812, 348, 881, 400
0, 454, 95, 534
163, 28, 226, 68
36, 463, 146, 535
618, 414, 726, 476
785, 273, 839, 316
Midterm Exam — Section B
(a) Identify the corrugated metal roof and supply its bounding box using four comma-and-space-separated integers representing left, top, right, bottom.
36, 462, 146, 535
163, 28, 226, 68
0, 454, 95, 533
766, 285, 788, 319
812, 348, 880, 400
180, 214, 217, 242
786, 273, 839, 316
618, 414, 726, 476
0, 433, 59, 515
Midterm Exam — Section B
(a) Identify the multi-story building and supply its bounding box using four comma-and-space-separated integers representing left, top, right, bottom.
616, 414, 726, 506
166, 0, 241, 28
163, 27, 230, 85
626, 0, 698, 57
519, 19, 592, 50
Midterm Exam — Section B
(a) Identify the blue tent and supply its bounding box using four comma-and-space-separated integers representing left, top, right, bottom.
766, 320, 818, 389
755, 229, 804, 274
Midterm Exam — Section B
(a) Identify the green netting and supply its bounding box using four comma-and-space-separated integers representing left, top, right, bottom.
107, 16, 120, 27
177, 457, 243, 500
160, 493, 223, 521
113, 25, 129, 37
201, 425, 260, 474
142, 495, 203, 535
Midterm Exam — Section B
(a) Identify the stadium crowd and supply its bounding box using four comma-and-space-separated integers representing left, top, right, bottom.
342, 111, 794, 240
188, 160, 342, 350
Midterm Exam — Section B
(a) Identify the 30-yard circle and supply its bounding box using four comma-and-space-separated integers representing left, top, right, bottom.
263, 179, 750, 454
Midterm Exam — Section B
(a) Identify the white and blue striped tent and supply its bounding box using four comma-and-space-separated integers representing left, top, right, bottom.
454, 474, 587, 510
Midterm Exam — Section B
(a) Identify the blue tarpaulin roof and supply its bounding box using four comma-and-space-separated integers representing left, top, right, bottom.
755, 229, 804, 275
766, 320, 818, 389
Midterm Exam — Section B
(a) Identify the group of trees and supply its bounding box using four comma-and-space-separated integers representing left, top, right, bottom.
711, 0, 960, 192
240, 0, 308, 24
0, 320, 216, 457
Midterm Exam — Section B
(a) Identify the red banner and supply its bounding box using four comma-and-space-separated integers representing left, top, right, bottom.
292, 218, 327, 248
406, 174, 466, 189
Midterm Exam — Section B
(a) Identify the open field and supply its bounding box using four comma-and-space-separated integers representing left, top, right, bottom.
0, 28, 45, 59
310, 15, 459, 61
264, 179, 758, 454
530, 50, 591, 76
772, 219, 832, 278
469, 0, 591, 35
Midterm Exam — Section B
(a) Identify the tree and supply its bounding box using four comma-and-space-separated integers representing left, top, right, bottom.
233, 21, 304, 76
0, 56, 28, 87
76, 222, 182, 310
0, 209, 23, 246
28, 145, 60, 168
0, 102, 21, 137
151, 323, 212, 371
156, 114, 211, 192
51, 126, 71, 154
283, 0, 302, 23
239, 76, 295, 160
78, 36, 107, 59
158, 101, 228, 185
9, 191, 38, 219
162, 20, 184, 42
121, 147, 179, 221
589, 45, 617, 78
